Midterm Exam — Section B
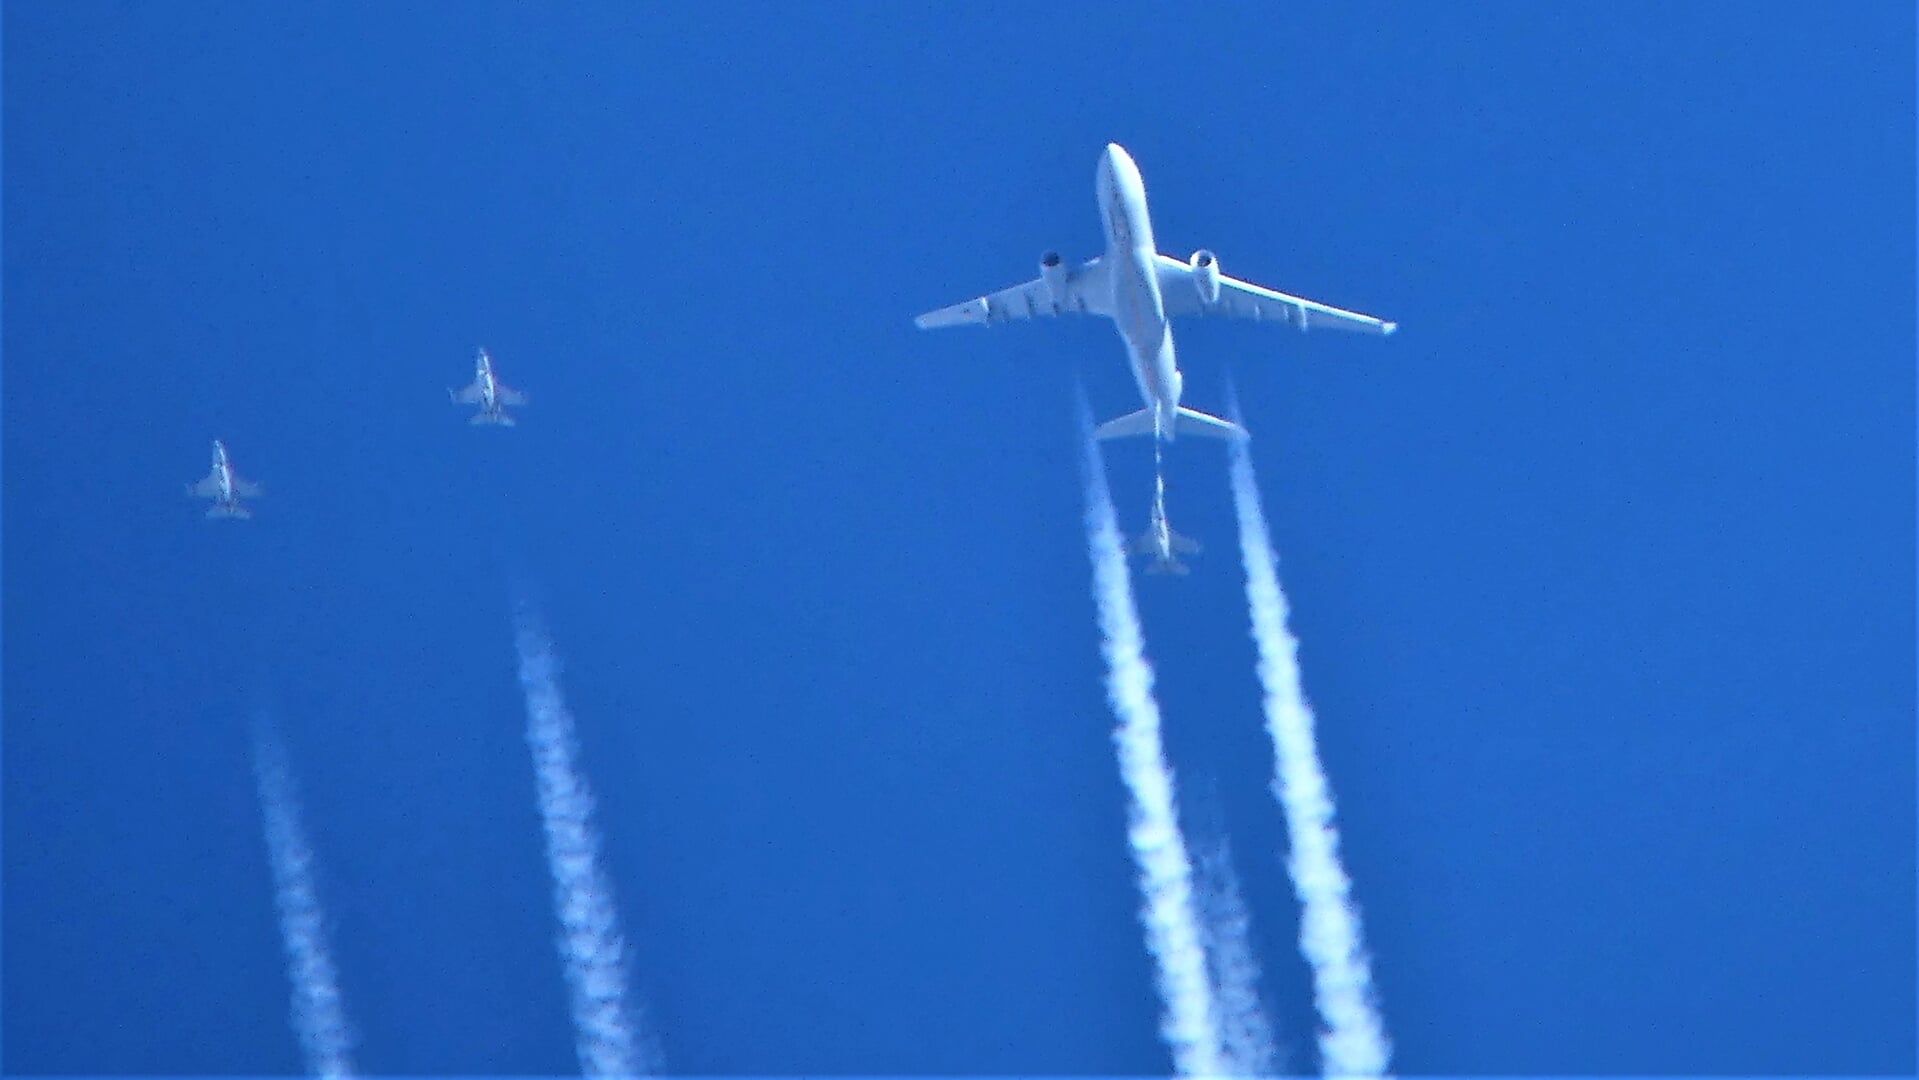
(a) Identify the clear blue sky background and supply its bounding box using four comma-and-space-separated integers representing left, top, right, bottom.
5, 3, 1912, 1074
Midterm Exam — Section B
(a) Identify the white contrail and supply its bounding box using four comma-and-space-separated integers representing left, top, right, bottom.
1227, 436, 1392, 1077
513, 613, 656, 1077
251, 725, 357, 1079
1193, 834, 1281, 1079
1077, 425, 1225, 1077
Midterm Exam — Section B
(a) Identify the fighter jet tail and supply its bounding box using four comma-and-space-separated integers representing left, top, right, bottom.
469, 411, 517, 428
1145, 558, 1192, 576
207, 503, 252, 520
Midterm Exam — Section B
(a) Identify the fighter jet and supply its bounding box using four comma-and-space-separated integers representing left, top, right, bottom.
915, 143, 1396, 442
1131, 474, 1200, 575
186, 439, 262, 519
450, 347, 526, 426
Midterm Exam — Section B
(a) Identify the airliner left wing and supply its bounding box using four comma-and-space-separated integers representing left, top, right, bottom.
1156, 254, 1396, 335
915, 257, 1112, 328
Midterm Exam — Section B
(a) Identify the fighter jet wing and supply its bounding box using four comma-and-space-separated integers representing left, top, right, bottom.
233, 478, 264, 498
915, 257, 1112, 328
495, 385, 528, 407
450, 379, 486, 405
187, 471, 224, 498
1155, 254, 1396, 335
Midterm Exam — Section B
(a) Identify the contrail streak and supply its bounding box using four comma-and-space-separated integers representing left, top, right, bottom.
1227, 436, 1392, 1077
1194, 834, 1280, 1079
251, 724, 357, 1079
1077, 423, 1225, 1077
513, 613, 655, 1077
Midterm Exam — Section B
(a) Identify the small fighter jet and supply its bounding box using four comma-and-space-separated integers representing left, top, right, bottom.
187, 439, 262, 519
450, 347, 526, 426
1131, 475, 1200, 575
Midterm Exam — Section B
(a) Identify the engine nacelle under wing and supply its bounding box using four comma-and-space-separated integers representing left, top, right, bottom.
1039, 251, 1069, 308
1189, 250, 1221, 306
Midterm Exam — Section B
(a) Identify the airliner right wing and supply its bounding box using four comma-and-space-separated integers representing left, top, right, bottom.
1156, 254, 1397, 335
915, 257, 1111, 328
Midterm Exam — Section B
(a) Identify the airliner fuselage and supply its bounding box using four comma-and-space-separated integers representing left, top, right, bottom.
1096, 144, 1183, 439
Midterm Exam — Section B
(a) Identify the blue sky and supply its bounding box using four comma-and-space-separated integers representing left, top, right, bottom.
4, 3, 1912, 1074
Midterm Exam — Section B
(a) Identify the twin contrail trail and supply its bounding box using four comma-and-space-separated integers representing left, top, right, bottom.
513, 613, 656, 1077
251, 724, 357, 1079
1077, 423, 1226, 1077
1227, 436, 1392, 1077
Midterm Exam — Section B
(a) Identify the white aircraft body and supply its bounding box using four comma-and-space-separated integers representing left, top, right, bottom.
187, 439, 262, 519
915, 143, 1397, 441
450, 347, 526, 426
1131, 473, 1200, 575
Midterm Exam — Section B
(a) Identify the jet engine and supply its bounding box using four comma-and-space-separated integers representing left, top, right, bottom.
1189, 250, 1221, 306
1039, 251, 1069, 307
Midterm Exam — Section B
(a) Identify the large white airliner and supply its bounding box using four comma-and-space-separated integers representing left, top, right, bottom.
915, 143, 1397, 441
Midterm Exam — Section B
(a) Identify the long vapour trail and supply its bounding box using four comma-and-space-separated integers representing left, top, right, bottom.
1226, 433, 1392, 1077
251, 723, 357, 1079
1075, 416, 1225, 1077
513, 612, 656, 1077
1193, 833, 1280, 1078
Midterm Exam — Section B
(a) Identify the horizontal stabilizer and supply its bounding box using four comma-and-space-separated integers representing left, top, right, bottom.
1094, 405, 1248, 442
207, 504, 252, 520
1094, 408, 1158, 442
469, 411, 516, 427
1173, 406, 1247, 442
1144, 558, 1190, 576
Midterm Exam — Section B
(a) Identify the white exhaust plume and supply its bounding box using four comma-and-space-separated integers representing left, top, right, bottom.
1226, 435, 1392, 1077
513, 613, 656, 1077
1193, 835, 1281, 1078
1077, 423, 1225, 1077
251, 724, 357, 1079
